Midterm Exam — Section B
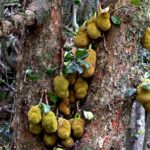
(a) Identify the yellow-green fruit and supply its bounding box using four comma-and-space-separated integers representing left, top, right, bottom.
59, 98, 70, 115
61, 137, 74, 148
96, 12, 111, 31
72, 118, 85, 138
44, 133, 57, 147
74, 25, 90, 48
69, 90, 76, 103
66, 73, 77, 85
53, 75, 69, 99
55, 148, 64, 150
29, 123, 42, 135
42, 111, 58, 134
28, 105, 41, 124
82, 49, 96, 78
57, 118, 71, 139
87, 18, 101, 39
141, 27, 150, 49
136, 79, 150, 104
74, 78, 88, 99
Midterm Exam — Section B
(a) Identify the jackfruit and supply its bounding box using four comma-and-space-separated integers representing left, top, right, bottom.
72, 118, 85, 138
136, 79, 150, 112
57, 118, 71, 139
74, 78, 88, 99
87, 18, 101, 39
29, 123, 42, 135
61, 137, 74, 148
96, 12, 111, 31
42, 111, 58, 134
59, 98, 70, 115
28, 105, 41, 124
82, 49, 96, 78
53, 75, 69, 99
69, 89, 76, 103
66, 73, 77, 85
141, 27, 150, 49
74, 25, 90, 48
44, 133, 57, 147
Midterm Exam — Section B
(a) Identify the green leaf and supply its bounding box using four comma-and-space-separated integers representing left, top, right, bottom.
0, 91, 6, 101
76, 49, 88, 60
144, 71, 150, 79
46, 67, 57, 77
74, 0, 81, 5
48, 92, 58, 104
64, 51, 74, 62
83, 111, 94, 120
66, 61, 83, 74
77, 58, 90, 69
124, 88, 137, 98
141, 84, 150, 91
25, 68, 39, 81
40, 103, 50, 113
111, 16, 121, 26
131, 0, 141, 5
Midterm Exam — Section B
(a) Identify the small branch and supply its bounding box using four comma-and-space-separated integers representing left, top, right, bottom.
72, 4, 79, 31
143, 112, 150, 150
126, 101, 145, 150
102, 33, 109, 54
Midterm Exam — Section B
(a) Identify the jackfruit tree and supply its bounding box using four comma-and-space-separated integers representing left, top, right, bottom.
1, 0, 150, 149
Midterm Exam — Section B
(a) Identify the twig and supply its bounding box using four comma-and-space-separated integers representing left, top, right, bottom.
72, 4, 79, 31
102, 33, 109, 54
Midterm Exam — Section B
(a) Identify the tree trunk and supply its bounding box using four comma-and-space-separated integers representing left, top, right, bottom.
11, 0, 62, 149
11, 0, 146, 149
80, 0, 138, 149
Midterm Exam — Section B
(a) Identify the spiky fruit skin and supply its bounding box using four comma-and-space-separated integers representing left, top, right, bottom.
28, 105, 41, 124
59, 98, 70, 115
57, 118, 71, 139
74, 78, 88, 99
136, 79, 150, 112
42, 111, 58, 134
74, 25, 90, 48
87, 18, 101, 39
66, 73, 77, 85
72, 118, 85, 138
44, 133, 57, 147
29, 123, 42, 135
141, 27, 150, 49
69, 90, 76, 103
96, 12, 111, 31
82, 49, 96, 78
53, 75, 69, 99
61, 137, 74, 148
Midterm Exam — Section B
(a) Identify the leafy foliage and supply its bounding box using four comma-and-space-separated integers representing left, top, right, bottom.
124, 88, 137, 98
131, 0, 141, 5
46, 66, 58, 77
47, 92, 58, 104
40, 103, 51, 113
141, 83, 150, 91
111, 16, 121, 26
25, 68, 39, 81
63, 49, 89, 74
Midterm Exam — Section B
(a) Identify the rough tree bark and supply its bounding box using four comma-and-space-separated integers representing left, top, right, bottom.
11, 0, 62, 149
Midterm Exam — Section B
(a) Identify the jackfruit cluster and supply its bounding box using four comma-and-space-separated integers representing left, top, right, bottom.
82, 49, 97, 78
75, 78, 89, 99
141, 27, 150, 49
136, 79, 150, 112
58, 98, 70, 115
74, 11, 111, 48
